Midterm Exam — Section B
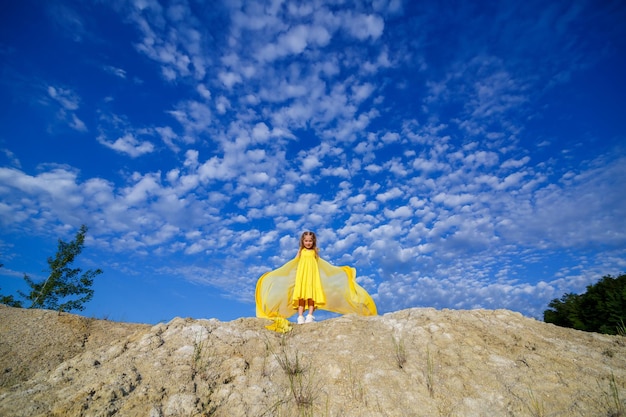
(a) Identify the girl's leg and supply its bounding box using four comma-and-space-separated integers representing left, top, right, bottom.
297, 299, 306, 324
304, 299, 315, 323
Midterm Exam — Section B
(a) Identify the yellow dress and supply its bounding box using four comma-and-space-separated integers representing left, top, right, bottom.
292, 248, 326, 307
255, 252, 377, 332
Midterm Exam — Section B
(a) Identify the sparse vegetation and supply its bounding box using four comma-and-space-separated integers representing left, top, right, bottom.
392, 335, 407, 369
607, 372, 625, 417
190, 330, 221, 416
280, 349, 315, 412
525, 387, 545, 417
425, 346, 435, 397
347, 363, 365, 403
267, 337, 318, 417
192, 333, 211, 378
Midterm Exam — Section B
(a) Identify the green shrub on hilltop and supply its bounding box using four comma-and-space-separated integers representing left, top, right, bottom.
544, 274, 626, 335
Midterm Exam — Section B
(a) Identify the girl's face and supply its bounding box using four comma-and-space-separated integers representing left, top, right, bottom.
302, 235, 314, 249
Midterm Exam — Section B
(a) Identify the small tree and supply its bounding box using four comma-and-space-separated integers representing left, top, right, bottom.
15, 225, 103, 312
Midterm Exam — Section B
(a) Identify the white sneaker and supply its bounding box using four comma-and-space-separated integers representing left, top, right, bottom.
305, 315, 315, 324
297, 315, 305, 324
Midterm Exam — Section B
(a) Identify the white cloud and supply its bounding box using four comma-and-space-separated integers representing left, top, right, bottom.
501, 156, 530, 169
218, 71, 242, 88
69, 114, 87, 132
168, 100, 212, 134
384, 206, 413, 219
301, 155, 321, 171
48, 86, 80, 110
215, 96, 231, 114
321, 166, 350, 178
198, 156, 235, 182
98, 134, 155, 157
103, 65, 127, 79
45, 85, 89, 132
47, 86, 80, 110
1, 149, 21, 168
122, 173, 161, 205
343, 12, 384, 40
432, 192, 475, 208
464, 150, 499, 168
156, 126, 179, 152
381, 132, 400, 144
496, 172, 527, 190
411, 157, 444, 173
251, 122, 271, 142
255, 19, 333, 62
351, 82, 375, 104
376, 187, 403, 203
263, 25, 309, 60
196, 84, 211, 100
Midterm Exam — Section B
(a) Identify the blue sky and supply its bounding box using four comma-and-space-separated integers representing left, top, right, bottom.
1, 0, 625, 324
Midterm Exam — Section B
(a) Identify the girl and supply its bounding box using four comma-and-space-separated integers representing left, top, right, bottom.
255, 231, 377, 332
293, 231, 325, 324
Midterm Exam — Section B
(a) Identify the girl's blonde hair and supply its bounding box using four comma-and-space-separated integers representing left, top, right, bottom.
299, 231, 317, 249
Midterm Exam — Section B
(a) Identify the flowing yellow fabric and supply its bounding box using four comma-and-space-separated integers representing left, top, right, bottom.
255, 256, 377, 332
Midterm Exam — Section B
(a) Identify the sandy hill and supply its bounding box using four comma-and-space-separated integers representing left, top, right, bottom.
0, 304, 625, 417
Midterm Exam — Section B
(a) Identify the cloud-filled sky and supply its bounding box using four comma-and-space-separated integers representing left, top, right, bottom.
1, 0, 625, 324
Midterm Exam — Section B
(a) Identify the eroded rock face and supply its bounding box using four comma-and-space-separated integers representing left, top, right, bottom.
1, 304, 625, 416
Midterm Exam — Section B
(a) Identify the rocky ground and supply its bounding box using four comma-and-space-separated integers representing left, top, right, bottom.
1, 304, 625, 416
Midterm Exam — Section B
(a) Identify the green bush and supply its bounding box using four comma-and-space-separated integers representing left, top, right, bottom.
544, 274, 626, 335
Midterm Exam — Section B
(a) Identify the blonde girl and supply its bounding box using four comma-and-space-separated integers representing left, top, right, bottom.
292, 231, 326, 324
